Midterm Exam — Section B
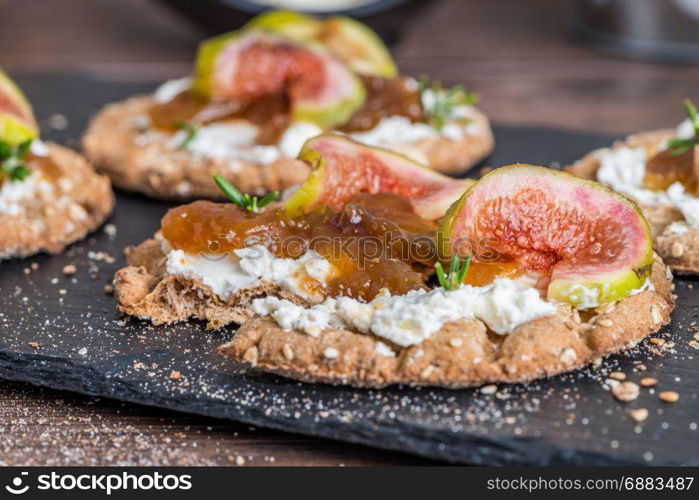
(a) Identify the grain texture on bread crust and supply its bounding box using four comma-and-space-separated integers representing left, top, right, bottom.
83, 95, 494, 200
0, 143, 114, 260
113, 238, 308, 329
219, 256, 674, 388
566, 129, 699, 274
83, 96, 310, 200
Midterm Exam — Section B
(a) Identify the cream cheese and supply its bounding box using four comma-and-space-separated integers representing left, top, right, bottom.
0, 140, 54, 216
252, 278, 557, 347
165, 245, 334, 302
595, 122, 699, 228
154, 77, 193, 104
277, 121, 323, 158
169, 121, 281, 165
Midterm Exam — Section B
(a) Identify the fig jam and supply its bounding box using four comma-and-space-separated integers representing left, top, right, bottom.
148, 75, 423, 143
643, 146, 698, 194
161, 193, 436, 301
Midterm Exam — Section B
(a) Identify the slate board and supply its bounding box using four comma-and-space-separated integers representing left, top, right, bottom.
0, 72, 698, 465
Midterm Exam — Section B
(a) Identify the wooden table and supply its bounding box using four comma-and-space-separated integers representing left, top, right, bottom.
0, 0, 697, 466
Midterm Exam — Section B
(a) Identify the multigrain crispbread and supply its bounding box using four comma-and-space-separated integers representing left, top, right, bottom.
113, 238, 309, 329
82, 96, 311, 200
114, 234, 675, 388
218, 255, 674, 388
82, 95, 494, 200
566, 128, 699, 274
0, 142, 114, 260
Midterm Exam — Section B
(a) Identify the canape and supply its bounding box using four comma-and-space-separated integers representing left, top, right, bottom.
567, 100, 699, 274
0, 70, 114, 260
83, 10, 493, 201
113, 138, 673, 388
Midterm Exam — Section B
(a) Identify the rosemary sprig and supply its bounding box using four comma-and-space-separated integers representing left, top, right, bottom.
419, 76, 480, 132
0, 139, 32, 182
667, 99, 699, 155
213, 174, 279, 213
435, 254, 472, 291
174, 120, 200, 149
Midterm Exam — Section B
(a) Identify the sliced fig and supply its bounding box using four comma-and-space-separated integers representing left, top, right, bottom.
315, 16, 397, 78
246, 10, 397, 78
245, 10, 323, 41
284, 134, 473, 220
0, 69, 38, 146
192, 30, 365, 129
439, 165, 654, 309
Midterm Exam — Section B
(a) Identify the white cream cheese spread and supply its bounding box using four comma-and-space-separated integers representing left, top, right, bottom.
251, 278, 557, 346
0, 139, 53, 216
165, 245, 334, 301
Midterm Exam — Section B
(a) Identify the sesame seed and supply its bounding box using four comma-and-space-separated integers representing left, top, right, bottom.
420, 365, 434, 379
671, 241, 684, 258
609, 371, 626, 381
650, 305, 663, 325
598, 318, 613, 327
449, 338, 463, 347
243, 346, 258, 367
323, 347, 339, 359
104, 284, 114, 295
235, 455, 246, 466
282, 344, 294, 361
659, 391, 679, 403
640, 377, 658, 387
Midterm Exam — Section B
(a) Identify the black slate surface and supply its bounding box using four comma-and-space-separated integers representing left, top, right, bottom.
0, 72, 698, 465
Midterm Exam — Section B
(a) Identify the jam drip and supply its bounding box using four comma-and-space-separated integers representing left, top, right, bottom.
643, 146, 698, 194
161, 193, 436, 301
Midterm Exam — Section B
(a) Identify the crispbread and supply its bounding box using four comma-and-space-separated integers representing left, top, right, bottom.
0, 142, 114, 260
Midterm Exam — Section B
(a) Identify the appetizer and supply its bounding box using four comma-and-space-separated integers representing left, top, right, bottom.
114, 137, 673, 388
83, 10, 493, 201
0, 70, 114, 260
567, 100, 699, 274
114, 135, 472, 326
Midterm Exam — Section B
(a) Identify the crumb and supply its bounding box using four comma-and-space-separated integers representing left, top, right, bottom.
62, 264, 77, 276
480, 384, 497, 395
609, 371, 626, 381
629, 408, 648, 423
104, 224, 117, 238
169, 371, 182, 381
104, 284, 114, 295
49, 113, 69, 130
612, 381, 639, 403
28, 342, 39, 349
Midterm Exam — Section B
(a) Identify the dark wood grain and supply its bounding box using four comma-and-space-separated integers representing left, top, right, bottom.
0, 0, 697, 466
